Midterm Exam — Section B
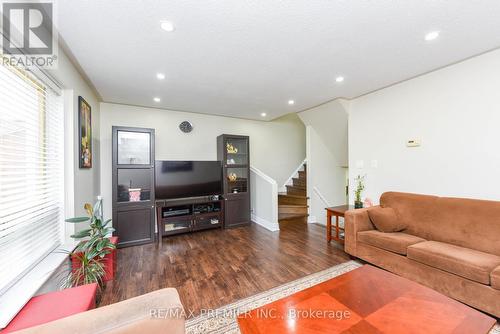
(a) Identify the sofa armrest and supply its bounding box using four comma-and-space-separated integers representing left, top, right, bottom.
15, 288, 185, 334
344, 207, 376, 256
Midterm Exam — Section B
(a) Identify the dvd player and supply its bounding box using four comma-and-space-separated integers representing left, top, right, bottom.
163, 208, 190, 217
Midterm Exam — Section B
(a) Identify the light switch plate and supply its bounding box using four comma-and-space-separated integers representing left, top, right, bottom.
406, 139, 421, 147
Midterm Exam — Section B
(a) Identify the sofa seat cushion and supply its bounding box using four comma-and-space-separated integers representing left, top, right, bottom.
357, 230, 426, 255
408, 241, 500, 285
492, 266, 500, 290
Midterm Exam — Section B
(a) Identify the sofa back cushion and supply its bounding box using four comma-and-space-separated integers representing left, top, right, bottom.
380, 192, 500, 256
367, 207, 406, 232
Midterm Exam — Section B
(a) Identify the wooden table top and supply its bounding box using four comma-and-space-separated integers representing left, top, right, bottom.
325, 205, 355, 215
237, 265, 496, 334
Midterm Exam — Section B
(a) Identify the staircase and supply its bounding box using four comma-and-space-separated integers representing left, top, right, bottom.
278, 164, 308, 222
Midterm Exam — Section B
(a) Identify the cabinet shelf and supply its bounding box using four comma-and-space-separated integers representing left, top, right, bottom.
157, 199, 224, 239
225, 164, 248, 168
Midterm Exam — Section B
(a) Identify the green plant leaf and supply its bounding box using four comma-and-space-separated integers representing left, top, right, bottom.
102, 227, 115, 236
65, 217, 90, 223
70, 229, 92, 239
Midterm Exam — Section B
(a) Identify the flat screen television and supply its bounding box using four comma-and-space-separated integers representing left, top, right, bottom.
155, 160, 222, 199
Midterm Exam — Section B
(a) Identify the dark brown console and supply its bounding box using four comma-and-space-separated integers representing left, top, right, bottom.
155, 197, 224, 243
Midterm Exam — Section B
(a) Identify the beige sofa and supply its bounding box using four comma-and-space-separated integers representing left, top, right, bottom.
345, 191, 500, 317
14, 288, 185, 334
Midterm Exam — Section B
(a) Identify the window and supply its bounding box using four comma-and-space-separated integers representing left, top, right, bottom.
0, 60, 64, 296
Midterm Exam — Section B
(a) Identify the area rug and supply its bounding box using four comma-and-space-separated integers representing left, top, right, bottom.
185, 261, 360, 334
185, 260, 500, 334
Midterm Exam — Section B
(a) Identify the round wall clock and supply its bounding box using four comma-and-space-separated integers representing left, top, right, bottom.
179, 121, 193, 133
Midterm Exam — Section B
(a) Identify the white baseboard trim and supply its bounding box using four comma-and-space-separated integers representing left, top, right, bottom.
307, 215, 317, 224
251, 214, 280, 232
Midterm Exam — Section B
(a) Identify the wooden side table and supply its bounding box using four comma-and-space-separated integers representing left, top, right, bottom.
325, 205, 354, 243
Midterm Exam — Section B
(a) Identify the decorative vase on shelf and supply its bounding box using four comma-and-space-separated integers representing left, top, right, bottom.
226, 143, 238, 154
354, 201, 363, 209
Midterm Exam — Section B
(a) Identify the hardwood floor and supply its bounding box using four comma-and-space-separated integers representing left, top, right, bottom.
99, 219, 351, 317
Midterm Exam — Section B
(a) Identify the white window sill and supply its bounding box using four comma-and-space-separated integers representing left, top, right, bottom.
0, 242, 78, 329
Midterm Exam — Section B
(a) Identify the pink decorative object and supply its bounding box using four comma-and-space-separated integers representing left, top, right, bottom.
129, 188, 141, 202
364, 198, 374, 207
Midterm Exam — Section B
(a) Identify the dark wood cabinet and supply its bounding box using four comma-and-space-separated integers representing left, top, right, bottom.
155, 199, 224, 243
217, 134, 250, 228
112, 126, 155, 247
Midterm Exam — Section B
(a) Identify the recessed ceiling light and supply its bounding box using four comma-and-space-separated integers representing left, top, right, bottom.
260, 112, 267, 117
160, 20, 175, 32
156, 73, 165, 80
424, 31, 440, 41
153, 97, 161, 102
335, 76, 345, 83
288, 100, 295, 105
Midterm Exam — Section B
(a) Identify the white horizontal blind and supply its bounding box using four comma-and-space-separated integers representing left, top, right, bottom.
0, 60, 64, 296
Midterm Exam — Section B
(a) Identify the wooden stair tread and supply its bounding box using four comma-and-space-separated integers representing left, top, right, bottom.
279, 213, 309, 220
286, 185, 306, 190
278, 193, 309, 199
279, 164, 308, 218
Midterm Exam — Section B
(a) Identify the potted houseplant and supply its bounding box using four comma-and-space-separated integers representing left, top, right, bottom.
64, 200, 117, 288
354, 175, 365, 209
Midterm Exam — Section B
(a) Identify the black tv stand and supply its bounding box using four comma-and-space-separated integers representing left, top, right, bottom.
155, 196, 224, 243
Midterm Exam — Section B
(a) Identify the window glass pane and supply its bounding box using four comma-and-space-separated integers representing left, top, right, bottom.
0, 60, 63, 296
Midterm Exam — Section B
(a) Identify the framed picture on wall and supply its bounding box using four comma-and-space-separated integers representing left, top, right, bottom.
78, 96, 92, 168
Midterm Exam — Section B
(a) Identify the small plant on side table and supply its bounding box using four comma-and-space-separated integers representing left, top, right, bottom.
354, 175, 366, 209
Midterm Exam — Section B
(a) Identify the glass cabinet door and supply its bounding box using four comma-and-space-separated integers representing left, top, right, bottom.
117, 130, 151, 165
117, 168, 153, 202
225, 137, 248, 166
226, 167, 248, 193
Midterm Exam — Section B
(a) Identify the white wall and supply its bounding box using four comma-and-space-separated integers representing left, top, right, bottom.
47, 48, 101, 220
250, 167, 279, 231
348, 48, 500, 203
298, 100, 348, 225
99, 103, 305, 219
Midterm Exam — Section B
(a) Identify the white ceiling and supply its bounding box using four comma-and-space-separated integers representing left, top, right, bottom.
57, 1, 500, 120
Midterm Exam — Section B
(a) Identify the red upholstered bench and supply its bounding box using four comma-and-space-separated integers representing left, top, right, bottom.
2, 283, 98, 333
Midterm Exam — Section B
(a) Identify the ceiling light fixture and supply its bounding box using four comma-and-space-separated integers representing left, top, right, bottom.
288, 100, 295, 105
153, 97, 161, 102
160, 20, 175, 32
424, 31, 440, 41
260, 112, 267, 117
335, 76, 345, 83
156, 73, 165, 80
